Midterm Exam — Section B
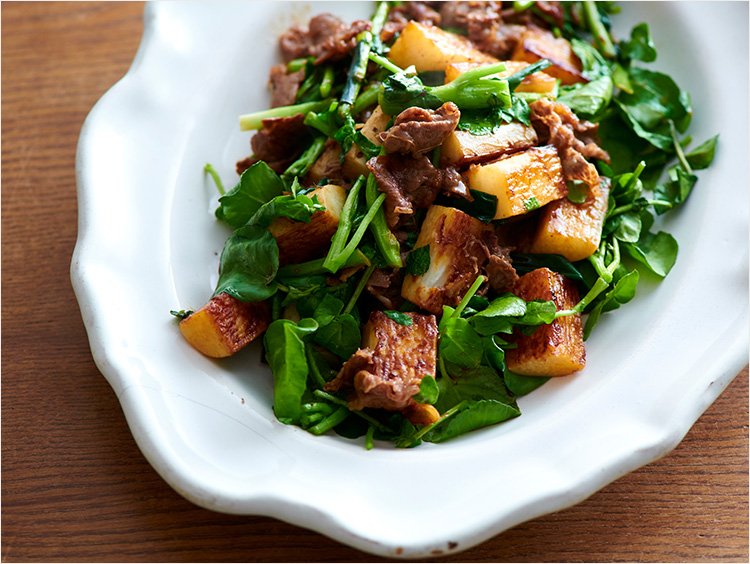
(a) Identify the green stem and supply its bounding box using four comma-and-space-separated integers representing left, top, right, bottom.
319, 65, 335, 98
239, 99, 333, 131
309, 406, 350, 435
609, 198, 672, 217
334, 193, 387, 268
282, 135, 327, 183
343, 263, 377, 315
366, 173, 403, 268
453, 275, 487, 319
305, 344, 328, 389
368, 51, 404, 74
286, 58, 308, 73
277, 250, 370, 279
322, 176, 365, 272
204, 163, 225, 196
670, 120, 694, 175
351, 83, 381, 115
583, 0, 616, 58
312, 390, 389, 432
365, 425, 375, 450
409, 400, 467, 443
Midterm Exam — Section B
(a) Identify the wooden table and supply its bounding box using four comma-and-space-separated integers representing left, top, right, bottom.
2, 2, 747, 561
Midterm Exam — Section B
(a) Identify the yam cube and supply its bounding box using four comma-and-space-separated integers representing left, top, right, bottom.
464, 145, 567, 220
268, 183, 346, 266
505, 268, 585, 376
444, 61, 558, 94
401, 205, 493, 315
325, 311, 439, 411
529, 182, 609, 262
342, 106, 391, 179
511, 27, 587, 86
179, 293, 271, 358
441, 121, 538, 167
388, 21, 497, 72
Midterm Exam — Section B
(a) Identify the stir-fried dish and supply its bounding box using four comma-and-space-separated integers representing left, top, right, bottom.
173, 1, 718, 448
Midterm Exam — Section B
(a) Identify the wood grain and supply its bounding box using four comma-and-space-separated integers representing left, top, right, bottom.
1, 2, 747, 562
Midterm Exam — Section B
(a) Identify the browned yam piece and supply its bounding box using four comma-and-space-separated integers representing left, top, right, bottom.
511, 26, 587, 85
530, 181, 610, 262
343, 106, 392, 179
505, 268, 585, 376
401, 205, 494, 315
179, 293, 271, 358
268, 183, 346, 266
464, 145, 567, 220
388, 21, 498, 71
444, 60, 558, 94
325, 312, 439, 411
440, 121, 538, 167
402, 402, 441, 426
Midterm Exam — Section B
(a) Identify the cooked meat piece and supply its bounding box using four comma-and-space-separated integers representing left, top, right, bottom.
469, 21, 528, 59
382, 1, 441, 42
500, 1, 565, 30
378, 102, 461, 158
439, 1, 501, 30
249, 113, 310, 174
236, 155, 258, 176
531, 1, 565, 29
268, 64, 305, 108
441, 167, 473, 201
324, 311, 438, 411
367, 153, 442, 228
482, 230, 519, 293
279, 14, 371, 65
529, 98, 610, 190
366, 267, 404, 310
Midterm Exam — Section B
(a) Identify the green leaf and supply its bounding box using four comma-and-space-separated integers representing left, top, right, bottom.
619, 23, 657, 63
504, 370, 550, 397
558, 76, 613, 117
440, 316, 484, 368
384, 310, 413, 326
469, 294, 527, 335
523, 196, 541, 211
215, 162, 285, 228
686, 135, 719, 170
264, 318, 319, 423
413, 375, 439, 405
611, 211, 642, 243
406, 245, 431, 276
566, 180, 589, 203
313, 314, 361, 359
510, 253, 588, 284
624, 231, 678, 277
213, 225, 280, 302
424, 399, 520, 443
445, 189, 498, 223
249, 193, 325, 229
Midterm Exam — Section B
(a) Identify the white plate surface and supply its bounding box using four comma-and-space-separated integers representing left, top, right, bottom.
72, 2, 749, 558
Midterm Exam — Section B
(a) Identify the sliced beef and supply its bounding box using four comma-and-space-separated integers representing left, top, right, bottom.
279, 14, 371, 65
366, 154, 441, 228
268, 64, 305, 108
247, 113, 311, 174
479, 229, 519, 293
439, 1, 501, 30
381, 1, 441, 41
441, 167, 473, 201
468, 21, 527, 59
378, 102, 461, 158
366, 267, 404, 310
324, 311, 438, 411
529, 98, 610, 191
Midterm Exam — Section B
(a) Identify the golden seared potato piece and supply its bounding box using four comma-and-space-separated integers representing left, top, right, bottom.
401, 205, 493, 315
444, 61, 558, 94
464, 145, 567, 220
530, 182, 610, 262
505, 268, 585, 376
325, 311, 439, 411
268, 183, 346, 266
511, 27, 586, 86
388, 21, 497, 72
179, 293, 271, 358
441, 121, 538, 167
342, 106, 391, 179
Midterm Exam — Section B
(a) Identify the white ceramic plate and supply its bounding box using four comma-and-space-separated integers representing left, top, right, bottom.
73, 2, 749, 558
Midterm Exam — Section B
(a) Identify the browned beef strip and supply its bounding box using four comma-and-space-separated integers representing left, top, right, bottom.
441, 167, 473, 201
378, 102, 461, 158
236, 156, 257, 176
478, 229, 519, 293
381, 1, 441, 41
529, 98, 610, 191
366, 154, 441, 228
439, 1, 501, 30
324, 312, 438, 411
248, 113, 310, 174
279, 14, 371, 65
268, 64, 305, 108
365, 267, 404, 310
468, 20, 527, 59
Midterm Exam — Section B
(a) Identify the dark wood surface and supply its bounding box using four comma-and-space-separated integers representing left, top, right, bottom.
2, 2, 747, 562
